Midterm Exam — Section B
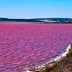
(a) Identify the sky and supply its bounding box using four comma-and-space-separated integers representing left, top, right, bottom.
0, 0, 72, 19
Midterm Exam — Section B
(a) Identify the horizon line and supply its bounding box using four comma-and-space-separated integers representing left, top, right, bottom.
0, 17, 72, 19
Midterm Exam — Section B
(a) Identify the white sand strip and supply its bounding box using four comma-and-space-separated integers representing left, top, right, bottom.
54, 44, 71, 62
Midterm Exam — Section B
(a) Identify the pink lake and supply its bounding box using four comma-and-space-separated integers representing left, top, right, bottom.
0, 22, 72, 72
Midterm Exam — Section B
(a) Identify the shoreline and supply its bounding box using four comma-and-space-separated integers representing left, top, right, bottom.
0, 21, 72, 24
24, 44, 72, 72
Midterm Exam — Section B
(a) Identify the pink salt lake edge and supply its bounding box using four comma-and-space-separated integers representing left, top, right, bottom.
0, 22, 72, 72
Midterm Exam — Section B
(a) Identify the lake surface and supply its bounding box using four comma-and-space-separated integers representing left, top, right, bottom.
0, 22, 72, 72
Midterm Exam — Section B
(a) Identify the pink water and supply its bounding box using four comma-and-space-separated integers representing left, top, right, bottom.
0, 22, 72, 72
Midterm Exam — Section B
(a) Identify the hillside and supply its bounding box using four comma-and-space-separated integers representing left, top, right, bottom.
0, 17, 72, 23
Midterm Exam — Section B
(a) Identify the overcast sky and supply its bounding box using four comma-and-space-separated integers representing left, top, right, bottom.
0, 0, 72, 19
